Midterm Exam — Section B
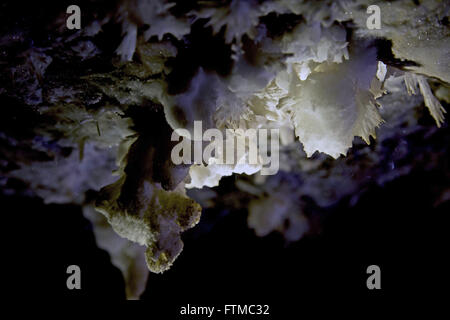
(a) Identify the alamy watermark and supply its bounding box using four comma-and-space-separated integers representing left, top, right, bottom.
171, 121, 280, 175
366, 265, 381, 290
66, 5, 81, 30
366, 5, 381, 30
66, 265, 81, 290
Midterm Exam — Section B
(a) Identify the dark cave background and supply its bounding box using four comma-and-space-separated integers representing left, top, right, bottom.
5, 160, 448, 311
